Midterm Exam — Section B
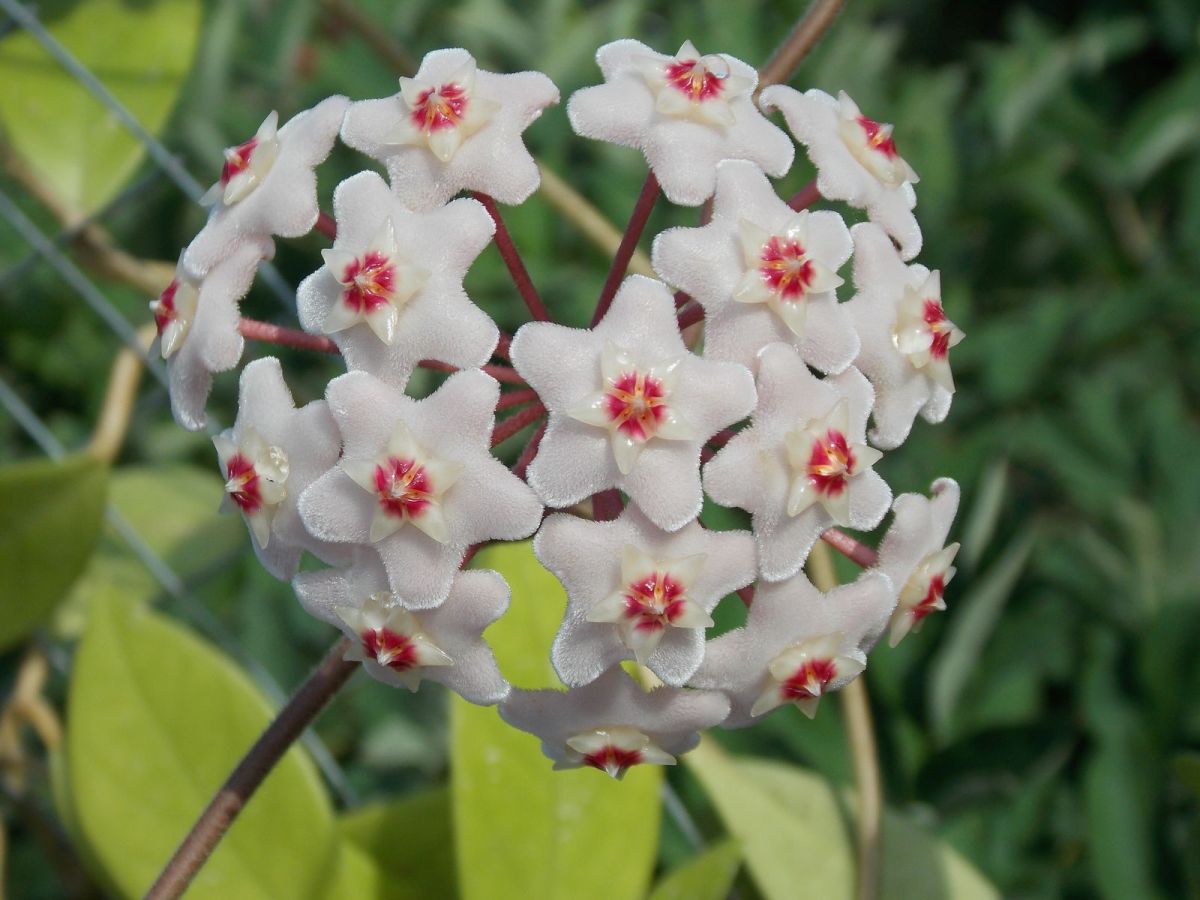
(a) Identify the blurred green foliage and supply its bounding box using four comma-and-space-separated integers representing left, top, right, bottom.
1, 0, 1198, 897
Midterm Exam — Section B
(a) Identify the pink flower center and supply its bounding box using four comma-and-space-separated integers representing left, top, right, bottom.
781, 657, 838, 701
604, 371, 668, 442
374, 457, 434, 520
411, 83, 469, 133
664, 58, 723, 102
581, 744, 643, 776
225, 454, 261, 513
912, 573, 946, 623
758, 236, 815, 301
153, 280, 179, 335
621, 571, 689, 635
361, 627, 419, 671
340, 252, 397, 313
923, 300, 954, 360
856, 115, 898, 160
220, 136, 258, 185
807, 429, 857, 497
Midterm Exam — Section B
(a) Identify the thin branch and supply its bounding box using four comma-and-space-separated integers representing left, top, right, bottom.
317, 0, 417, 72
495, 388, 539, 411
821, 527, 879, 568
536, 162, 655, 278
88, 322, 156, 464
494, 331, 512, 360
513, 420, 545, 480
145, 640, 357, 900
238, 318, 338, 353
787, 178, 822, 211
314, 211, 337, 239
591, 172, 660, 327
808, 541, 882, 900
474, 192, 550, 322
756, 0, 848, 93
591, 489, 624, 522
491, 402, 546, 447
676, 302, 705, 331
418, 358, 526, 385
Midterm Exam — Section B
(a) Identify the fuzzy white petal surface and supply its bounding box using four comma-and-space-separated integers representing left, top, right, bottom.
340, 49, 559, 211
296, 171, 498, 388
184, 97, 348, 277
691, 571, 894, 727
167, 238, 273, 430
568, 40, 792, 206
760, 86, 922, 260
512, 275, 755, 530
499, 667, 731, 768
535, 506, 756, 686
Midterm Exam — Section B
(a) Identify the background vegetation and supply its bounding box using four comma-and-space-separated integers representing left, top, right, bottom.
0, 0, 1197, 897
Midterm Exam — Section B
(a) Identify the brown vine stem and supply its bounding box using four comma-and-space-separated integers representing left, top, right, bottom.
590, 172, 660, 327
756, 0, 848, 93
145, 639, 357, 900
808, 541, 882, 900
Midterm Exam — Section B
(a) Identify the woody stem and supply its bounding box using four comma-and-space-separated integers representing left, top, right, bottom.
145, 640, 357, 900
475, 192, 551, 322
591, 172, 660, 327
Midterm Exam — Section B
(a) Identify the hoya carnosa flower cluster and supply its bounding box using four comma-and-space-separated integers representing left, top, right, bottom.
157, 39, 967, 780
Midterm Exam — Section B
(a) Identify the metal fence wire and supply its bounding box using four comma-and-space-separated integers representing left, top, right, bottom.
0, 0, 356, 806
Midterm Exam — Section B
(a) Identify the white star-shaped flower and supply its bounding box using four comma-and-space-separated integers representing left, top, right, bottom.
213, 357, 351, 579
340, 49, 559, 212
652, 159, 857, 374
845, 222, 964, 450
703, 343, 891, 582
509, 275, 756, 532
875, 478, 960, 647
294, 552, 510, 704
499, 667, 730, 778
690, 570, 894, 726
298, 369, 543, 608
534, 505, 756, 687
296, 171, 499, 388
163, 237, 274, 431
760, 87, 923, 260
567, 39, 793, 206
184, 96, 348, 277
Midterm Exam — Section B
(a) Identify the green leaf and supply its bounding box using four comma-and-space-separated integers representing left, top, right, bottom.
927, 524, 1039, 741
0, 454, 108, 649
65, 598, 337, 898
106, 464, 246, 578
336, 788, 456, 900
687, 741, 999, 900
451, 540, 661, 900
646, 839, 742, 900
0, 0, 202, 215
54, 464, 246, 637
685, 737, 853, 899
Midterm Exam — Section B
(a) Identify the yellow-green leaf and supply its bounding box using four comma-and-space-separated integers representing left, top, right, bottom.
687, 740, 999, 900
647, 839, 742, 900
335, 788, 456, 900
0, 0, 202, 215
0, 454, 108, 649
65, 599, 337, 898
452, 540, 661, 900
